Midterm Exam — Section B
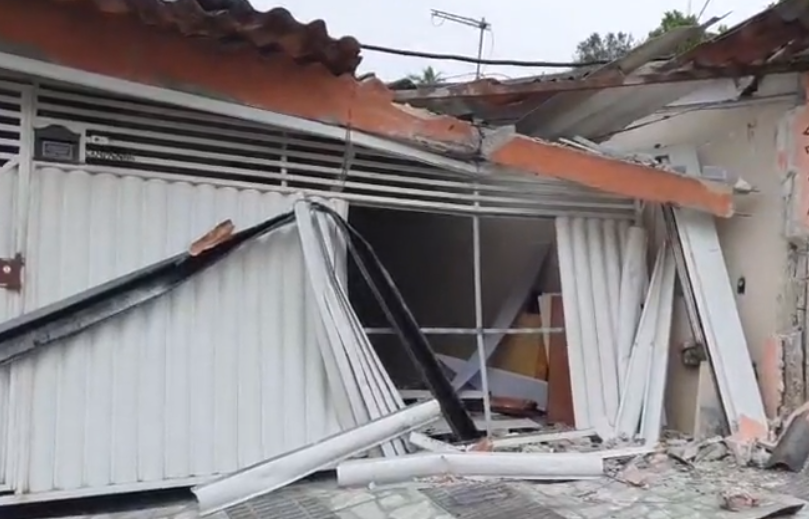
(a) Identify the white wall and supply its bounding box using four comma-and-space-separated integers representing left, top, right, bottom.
608, 99, 798, 431
1, 166, 346, 498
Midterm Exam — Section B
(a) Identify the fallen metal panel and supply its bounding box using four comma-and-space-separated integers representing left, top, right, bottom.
673, 207, 767, 436
295, 201, 406, 457
555, 216, 591, 429
4, 167, 344, 496
314, 203, 479, 441
634, 145, 766, 439
614, 245, 669, 438
640, 244, 677, 444
615, 226, 648, 393
556, 216, 624, 433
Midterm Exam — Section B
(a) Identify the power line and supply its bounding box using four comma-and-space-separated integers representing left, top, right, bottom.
359, 43, 608, 68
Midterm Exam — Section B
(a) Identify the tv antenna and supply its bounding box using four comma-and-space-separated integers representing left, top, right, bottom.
430, 9, 491, 79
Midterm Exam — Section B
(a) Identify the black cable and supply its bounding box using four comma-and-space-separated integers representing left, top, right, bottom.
360, 43, 608, 68
313, 202, 480, 441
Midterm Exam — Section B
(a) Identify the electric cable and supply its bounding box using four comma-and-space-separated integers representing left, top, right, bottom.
360, 43, 608, 68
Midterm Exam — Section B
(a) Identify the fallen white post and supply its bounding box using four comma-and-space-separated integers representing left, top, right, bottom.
193, 400, 442, 516
336, 452, 603, 487
408, 432, 462, 453
491, 428, 597, 449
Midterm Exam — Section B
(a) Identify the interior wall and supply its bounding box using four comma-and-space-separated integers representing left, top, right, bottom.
348, 206, 555, 388
608, 99, 796, 432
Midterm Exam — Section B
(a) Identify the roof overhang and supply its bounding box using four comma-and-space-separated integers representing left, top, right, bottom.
0, 0, 734, 217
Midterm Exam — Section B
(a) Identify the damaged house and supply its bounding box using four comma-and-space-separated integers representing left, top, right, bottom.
1, 0, 809, 518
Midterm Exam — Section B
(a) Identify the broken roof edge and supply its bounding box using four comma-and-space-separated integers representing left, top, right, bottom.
481, 129, 735, 217
394, 2, 809, 107
391, 22, 712, 104
0, 2, 736, 217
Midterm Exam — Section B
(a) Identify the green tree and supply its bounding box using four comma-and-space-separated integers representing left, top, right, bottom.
573, 9, 729, 63
405, 66, 444, 86
574, 32, 636, 63
647, 10, 728, 55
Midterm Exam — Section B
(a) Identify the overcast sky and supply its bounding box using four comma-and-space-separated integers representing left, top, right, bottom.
255, 0, 772, 81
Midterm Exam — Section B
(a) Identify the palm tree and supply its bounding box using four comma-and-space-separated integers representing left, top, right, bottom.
405, 66, 444, 86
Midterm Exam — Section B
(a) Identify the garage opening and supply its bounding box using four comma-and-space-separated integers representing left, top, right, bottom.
348, 205, 566, 430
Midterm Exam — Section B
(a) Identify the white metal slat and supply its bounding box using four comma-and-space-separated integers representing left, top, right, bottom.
8, 166, 346, 496
33, 88, 637, 217
0, 161, 20, 489
555, 216, 626, 435
81, 135, 631, 206
75, 147, 632, 211
0, 84, 23, 489
33, 161, 632, 219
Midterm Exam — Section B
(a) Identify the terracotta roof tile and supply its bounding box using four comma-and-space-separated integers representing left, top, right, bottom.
63, 0, 362, 76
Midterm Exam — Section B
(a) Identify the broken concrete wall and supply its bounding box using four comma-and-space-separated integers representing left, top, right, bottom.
609, 99, 797, 433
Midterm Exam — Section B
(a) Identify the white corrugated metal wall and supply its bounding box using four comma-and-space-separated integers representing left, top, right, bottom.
5, 166, 345, 494
0, 77, 24, 489
0, 72, 640, 499
555, 216, 629, 432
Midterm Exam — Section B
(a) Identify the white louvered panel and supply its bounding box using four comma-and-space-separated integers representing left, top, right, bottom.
32, 83, 636, 218
7, 166, 344, 495
0, 79, 22, 163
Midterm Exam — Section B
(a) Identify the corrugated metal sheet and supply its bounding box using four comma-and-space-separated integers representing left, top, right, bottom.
555, 216, 628, 430
0, 162, 17, 488
664, 0, 809, 71
44, 0, 362, 76
0, 80, 23, 488
393, 1, 809, 141
3, 165, 346, 495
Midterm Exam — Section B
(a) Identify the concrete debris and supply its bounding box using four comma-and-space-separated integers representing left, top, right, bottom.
466, 437, 494, 452
694, 438, 730, 463
618, 463, 651, 488
721, 491, 760, 512
656, 434, 774, 469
